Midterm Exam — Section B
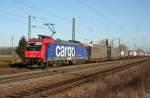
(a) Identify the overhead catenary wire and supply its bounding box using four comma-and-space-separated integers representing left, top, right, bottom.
0, 9, 53, 30
77, 0, 113, 24
0, 10, 44, 25
0, 9, 54, 38
12, 0, 76, 38
12, 0, 104, 39
140, 0, 150, 21
12, 0, 91, 34
4, 0, 116, 42
13, 0, 70, 23
0, 10, 44, 26
76, 0, 115, 40
0, 10, 26, 23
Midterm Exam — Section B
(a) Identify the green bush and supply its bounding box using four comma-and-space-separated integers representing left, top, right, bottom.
16, 36, 27, 61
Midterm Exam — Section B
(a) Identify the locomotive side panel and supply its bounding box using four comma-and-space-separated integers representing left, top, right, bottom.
46, 42, 88, 61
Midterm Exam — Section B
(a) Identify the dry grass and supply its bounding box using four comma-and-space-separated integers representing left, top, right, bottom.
0, 55, 29, 75
52, 60, 150, 98
0, 55, 20, 67
81, 61, 150, 98
0, 55, 20, 62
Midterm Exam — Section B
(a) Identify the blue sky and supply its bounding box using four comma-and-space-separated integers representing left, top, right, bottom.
0, 0, 150, 50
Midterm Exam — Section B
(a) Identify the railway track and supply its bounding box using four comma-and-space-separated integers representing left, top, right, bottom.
27, 58, 149, 98
30, 60, 149, 98
0, 59, 134, 88
0, 58, 139, 84
0, 58, 148, 97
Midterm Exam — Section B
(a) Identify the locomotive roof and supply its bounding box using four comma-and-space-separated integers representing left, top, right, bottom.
56, 40, 84, 46
37, 34, 52, 39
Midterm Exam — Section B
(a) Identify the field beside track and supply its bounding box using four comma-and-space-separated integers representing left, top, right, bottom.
51, 59, 150, 98
0, 55, 31, 75
0, 57, 149, 97
0, 55, 20, 65
0, 56, 149, 97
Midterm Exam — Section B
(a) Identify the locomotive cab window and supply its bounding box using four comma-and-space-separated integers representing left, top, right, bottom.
26, 42, 42, 51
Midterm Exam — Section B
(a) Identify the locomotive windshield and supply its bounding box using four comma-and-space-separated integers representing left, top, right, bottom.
26, 42, 42, 51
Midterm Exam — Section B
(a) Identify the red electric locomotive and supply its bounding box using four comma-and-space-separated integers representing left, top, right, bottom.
25, 35, 55, 65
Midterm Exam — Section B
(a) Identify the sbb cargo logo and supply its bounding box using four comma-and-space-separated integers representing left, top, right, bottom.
56, 46, 75, 58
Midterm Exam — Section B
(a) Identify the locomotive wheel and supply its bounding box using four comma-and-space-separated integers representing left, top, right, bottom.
79, 60, 83, 64
52, 61, 62, 67
48, 61, 53, 67
76, 60, 82, 64
40, 62, 47, 69
57, 61, 62, 66
82, 60, 86, 64
52, 61, 57, 67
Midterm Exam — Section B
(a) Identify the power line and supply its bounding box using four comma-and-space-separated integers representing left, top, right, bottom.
77, 0, 113, 24
0, 10, 53, 28
0, 10, 24, 19
0, 9, 58, 32
0, 10, 26, 23
140, 0, 150, 21
0, 10, 52, 37
9, 0, 110, 40
12, 0, 98, 37
13, 0, 70, 23
0, 10, 45, 27
32, 25, 46, 29
1, 1, 55, 25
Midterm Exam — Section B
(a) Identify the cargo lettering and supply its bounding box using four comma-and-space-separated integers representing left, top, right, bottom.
56, 46, 75, 58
